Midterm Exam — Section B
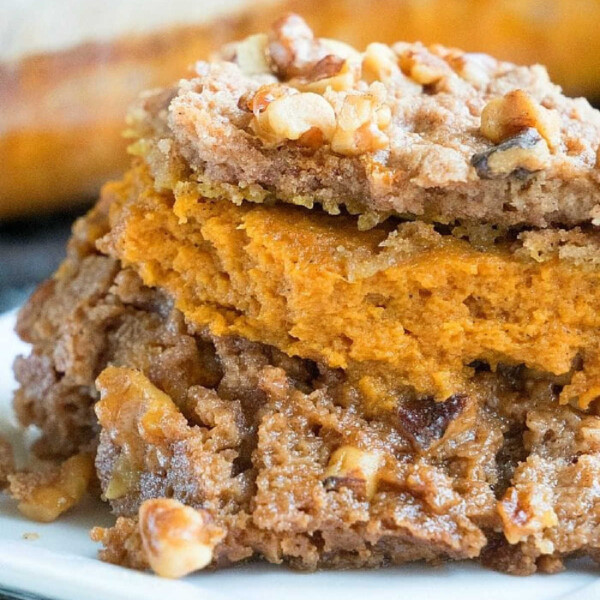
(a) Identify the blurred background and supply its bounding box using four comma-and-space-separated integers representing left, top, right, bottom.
2, 0, 600, 312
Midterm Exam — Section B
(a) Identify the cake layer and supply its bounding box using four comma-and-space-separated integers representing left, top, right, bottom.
130, 15, 600, 229
12, 200, 600, 573
100, 164, 600, 408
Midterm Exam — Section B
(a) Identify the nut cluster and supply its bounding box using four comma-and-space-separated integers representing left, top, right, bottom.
139, 498, 225, 579
227, 15, 565, 164
229, 14, 512, 156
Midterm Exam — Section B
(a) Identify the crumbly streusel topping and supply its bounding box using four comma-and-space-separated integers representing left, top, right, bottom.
126, 14, 600, 229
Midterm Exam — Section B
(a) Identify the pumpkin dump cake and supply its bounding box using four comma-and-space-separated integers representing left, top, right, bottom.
10, 15, 600, 577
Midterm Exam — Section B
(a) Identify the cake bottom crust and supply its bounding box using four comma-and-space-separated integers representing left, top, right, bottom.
12, 204, 600, 576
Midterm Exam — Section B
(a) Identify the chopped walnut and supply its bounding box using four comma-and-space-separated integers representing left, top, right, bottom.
267, 14, 324, 79
250, 89, 336, 146
139, 498, 225, 578
232, 33, 271, 76
267, 14, 361, 88
398, 47, 452, 85
480, 89, 561, 150
290, 54, 360, 93
362, 43, 402, 84
446, 52, 495, 87
8, 453, 93, 523
498, 484, 558, 545
239, 83, 294, 114
331, 86, 391, 156
323, 445, 384, 499
471, 128, 551, 179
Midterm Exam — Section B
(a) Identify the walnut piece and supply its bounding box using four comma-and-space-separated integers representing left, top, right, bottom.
9, 453, 93, 522
398, 47, 452, 85
323, 445, 384, 499
471, 128, 551, 179
250, 89, 336, 146
480, 89, 561, 150
498, 484, 558, 545
290, 54, 359, 93
232, 33, 271, 76
362, 43, 402, 84
446, 52, 495, 87
267, 14, 324, 79
139, 498, 225, 578
331, 86, 391, 156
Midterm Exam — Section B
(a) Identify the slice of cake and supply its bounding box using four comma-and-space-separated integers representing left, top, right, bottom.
10, 15, 600, 577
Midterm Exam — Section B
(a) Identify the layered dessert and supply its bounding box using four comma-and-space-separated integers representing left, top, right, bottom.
8, 15, 600, 577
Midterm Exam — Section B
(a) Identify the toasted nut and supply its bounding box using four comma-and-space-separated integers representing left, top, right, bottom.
139, 498, 225, 578
498, 484, 558, 545
362, 43, 401, 84
471, 128, 550, 179
446, 52, 495, 87
480, 89, 561, 150
267, 15, 361, 85
10, 453, 94, 523
291, 54, 360, 93
240, 83, 294, 114
398, 48, 451, 85
331, 87, 391, 156
323, 445, 384, 499
268, 14, 321, 79
251, 91, 336, 146
233, 33, 271, 76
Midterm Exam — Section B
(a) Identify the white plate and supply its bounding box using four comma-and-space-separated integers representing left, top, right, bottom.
1, 308, 599, 600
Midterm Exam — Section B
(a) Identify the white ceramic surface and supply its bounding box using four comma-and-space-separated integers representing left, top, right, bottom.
1, 309, 599, 600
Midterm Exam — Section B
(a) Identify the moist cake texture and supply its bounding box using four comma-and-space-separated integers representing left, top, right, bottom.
9, 14, 600, 579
